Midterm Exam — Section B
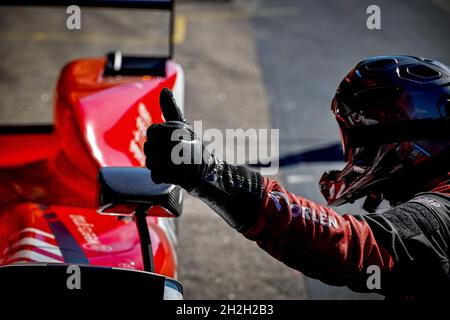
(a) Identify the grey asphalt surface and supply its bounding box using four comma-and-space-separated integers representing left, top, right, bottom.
1, 0, 449, 300
250, 0, 450, 299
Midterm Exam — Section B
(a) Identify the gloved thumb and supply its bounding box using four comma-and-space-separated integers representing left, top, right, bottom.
159, 88, 186, 123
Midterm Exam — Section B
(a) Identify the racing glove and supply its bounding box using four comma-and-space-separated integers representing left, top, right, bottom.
144, 88, 264, 231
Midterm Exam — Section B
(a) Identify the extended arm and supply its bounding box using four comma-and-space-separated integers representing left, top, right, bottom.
145, 89, 450, 297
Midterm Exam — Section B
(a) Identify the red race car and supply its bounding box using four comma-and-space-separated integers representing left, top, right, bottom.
0, 0, 184, 299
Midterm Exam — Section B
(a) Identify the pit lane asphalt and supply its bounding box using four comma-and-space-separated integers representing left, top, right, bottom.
250, 0, 450, 299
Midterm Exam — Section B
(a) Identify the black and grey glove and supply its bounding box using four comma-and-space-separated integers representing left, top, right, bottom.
144, 88, 264, 231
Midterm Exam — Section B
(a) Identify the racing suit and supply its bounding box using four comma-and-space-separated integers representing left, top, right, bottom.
145, 89, 450, 299
188, 161, 450, 300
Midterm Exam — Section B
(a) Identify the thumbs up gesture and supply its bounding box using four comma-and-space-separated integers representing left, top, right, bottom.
146, 88, 264, 231
144, 88, 209, 190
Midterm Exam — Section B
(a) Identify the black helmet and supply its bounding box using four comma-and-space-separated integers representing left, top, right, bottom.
319, 55, 450, 212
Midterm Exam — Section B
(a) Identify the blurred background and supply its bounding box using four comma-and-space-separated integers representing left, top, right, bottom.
0, 0, 449, 299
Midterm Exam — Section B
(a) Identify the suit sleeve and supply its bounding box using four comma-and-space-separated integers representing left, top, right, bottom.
189, 160, 450, 296
242, 178, 396, 293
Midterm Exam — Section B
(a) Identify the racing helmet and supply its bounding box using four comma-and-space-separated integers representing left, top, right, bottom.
319, 55, 450, 212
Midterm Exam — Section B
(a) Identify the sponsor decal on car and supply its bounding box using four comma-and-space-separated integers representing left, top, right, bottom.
130, 102, 152, 166
69, 214, 112, 252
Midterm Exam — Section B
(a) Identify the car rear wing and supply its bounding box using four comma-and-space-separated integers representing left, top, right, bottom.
3, 0, 176, 58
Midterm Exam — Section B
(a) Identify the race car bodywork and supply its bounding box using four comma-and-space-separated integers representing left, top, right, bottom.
0, 0, 184, 298
0, 58, 183, 273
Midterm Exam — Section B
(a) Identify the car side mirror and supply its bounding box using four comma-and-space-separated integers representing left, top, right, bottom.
97, 167, 183, 217
97, 167, 183, 273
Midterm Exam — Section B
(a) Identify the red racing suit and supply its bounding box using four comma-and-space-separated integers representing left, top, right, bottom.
241, 176, 450, 299
145, 88, 450, 299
